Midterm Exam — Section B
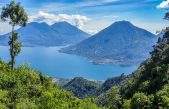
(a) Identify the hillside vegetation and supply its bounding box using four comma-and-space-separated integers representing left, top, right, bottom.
95, 28, 169, 109
0, 61, 100, 109
63, 27, 169, 109
63, 77, 101, 99
62, 74, 127, 99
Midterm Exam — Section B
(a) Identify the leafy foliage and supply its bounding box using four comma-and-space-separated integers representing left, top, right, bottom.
96, 73, 126, 96
8, 32, 22, 68
155, 85, 169, 108
96, 87, 122, 109
124, 27, 169, 98
130, 92, 153, 109
1, 1, 28, 26
0, 61, 100, 109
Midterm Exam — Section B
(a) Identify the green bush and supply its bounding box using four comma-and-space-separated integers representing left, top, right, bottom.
156, 85, 169, 108
130, 92, 153, 109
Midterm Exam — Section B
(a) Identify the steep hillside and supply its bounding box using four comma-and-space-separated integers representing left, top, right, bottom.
124, 27, 169, 98
61, 21, 157, 65
96, 27, 169, 109
0, 22, 89, 46
62, 75, 128, 99
96, 73, 126, 96
0, 61, 99, 109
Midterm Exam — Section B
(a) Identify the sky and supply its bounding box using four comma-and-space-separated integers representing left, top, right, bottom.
0, 0, 169, 35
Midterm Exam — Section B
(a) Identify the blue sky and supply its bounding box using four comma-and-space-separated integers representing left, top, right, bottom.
0, 0, 169, 35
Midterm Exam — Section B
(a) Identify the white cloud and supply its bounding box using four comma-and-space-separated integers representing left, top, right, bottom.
102, 0, 118, 3
157, 0, 169, 8
0, 3, 3, 9
39, 0, 119, 13
0, 28, 4, 35
103, 15, 118, 19
0, 22, 10, 35
87, 30, 99, 35
29, 11, 89, 29
133, 21, 168, 34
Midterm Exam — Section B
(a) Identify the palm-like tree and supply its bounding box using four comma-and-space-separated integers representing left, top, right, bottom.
1, 1, 28, 69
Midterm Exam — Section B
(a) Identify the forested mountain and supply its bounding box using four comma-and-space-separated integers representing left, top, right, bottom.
61, 21, 158, 65
96, 73, 127, 96
0, 22, 89, 46
62, 74, 127, 99
63, 77, 101, 99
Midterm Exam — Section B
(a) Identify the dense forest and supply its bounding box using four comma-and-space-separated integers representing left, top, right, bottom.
0, 61, 101, 109
0, 1, 169, 109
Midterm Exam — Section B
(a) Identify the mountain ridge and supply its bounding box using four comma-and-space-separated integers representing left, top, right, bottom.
61, 21, 158, 65
0, 22, 90, 46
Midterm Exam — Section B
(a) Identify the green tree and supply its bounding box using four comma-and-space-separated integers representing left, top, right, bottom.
123, 99, 131, 109
0, 1, 28, 69
96, 87, 122, 109
130, 92, 153, 109
155, 85, 169, 108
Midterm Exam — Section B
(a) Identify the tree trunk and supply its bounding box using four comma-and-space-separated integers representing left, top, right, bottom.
11, 24, 15, 70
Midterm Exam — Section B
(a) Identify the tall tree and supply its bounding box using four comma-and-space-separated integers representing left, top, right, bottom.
0, 1, 28, 69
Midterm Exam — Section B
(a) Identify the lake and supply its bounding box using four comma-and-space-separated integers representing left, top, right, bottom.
0, 46, 138, 80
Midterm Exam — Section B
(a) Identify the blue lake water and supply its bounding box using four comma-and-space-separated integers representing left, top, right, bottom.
0, 46, 138, 80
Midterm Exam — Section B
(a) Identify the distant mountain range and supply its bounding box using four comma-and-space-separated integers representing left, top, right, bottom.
0, 22, 90, 46
61, 21, 158, 65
